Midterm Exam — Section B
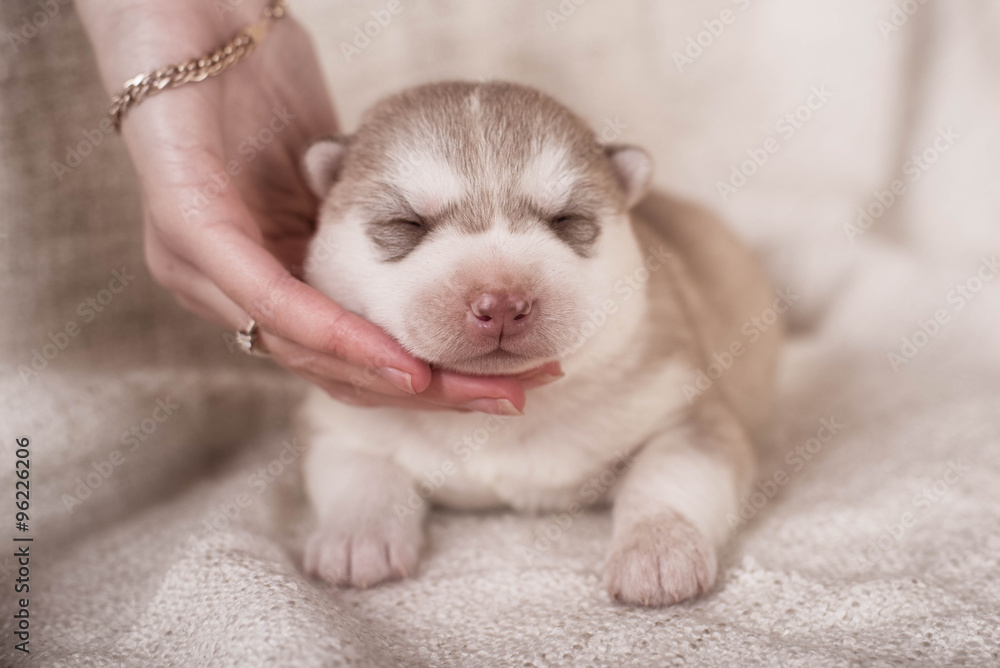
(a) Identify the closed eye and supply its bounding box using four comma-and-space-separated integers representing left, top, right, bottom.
543, 210, 600, 257
367, 217, 428, 262
394, 218, 425, 229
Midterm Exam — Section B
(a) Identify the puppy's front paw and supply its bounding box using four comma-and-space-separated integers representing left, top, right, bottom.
304, 518, 423, 589
604, 511, 717, 606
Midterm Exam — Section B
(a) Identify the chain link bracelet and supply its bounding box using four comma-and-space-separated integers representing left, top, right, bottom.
108, 0, 288, 131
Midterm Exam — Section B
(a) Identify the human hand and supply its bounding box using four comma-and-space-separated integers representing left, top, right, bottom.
75, 0, 560, 414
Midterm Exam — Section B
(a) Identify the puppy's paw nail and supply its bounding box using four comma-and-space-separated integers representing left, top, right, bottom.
604, 511, 717, 606
304, 521, 422, 589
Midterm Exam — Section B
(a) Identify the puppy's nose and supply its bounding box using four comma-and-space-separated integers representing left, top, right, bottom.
469, 292, 533, 338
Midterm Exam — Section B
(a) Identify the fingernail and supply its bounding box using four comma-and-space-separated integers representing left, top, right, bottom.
377, 367, 415, 394
516, 362, 562, 380
463, 398, 524, 416
522, 371, 565, 390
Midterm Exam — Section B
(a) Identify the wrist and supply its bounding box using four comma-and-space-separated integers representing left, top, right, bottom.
76, 0, 273, 94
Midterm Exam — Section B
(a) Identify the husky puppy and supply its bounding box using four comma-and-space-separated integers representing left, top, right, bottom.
298, 81, 781, 606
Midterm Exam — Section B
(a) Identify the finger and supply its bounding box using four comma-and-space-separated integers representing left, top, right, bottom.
150, 215, 557, 413
125, 86, 514, 407
261, 334, 419, 397
173, 292, 227, 328
417, 371, 528, 416
152, 236, 554, 416
145, 226, 247, 329
142, 151, 434, 395
408, 360, 567, 414
119, 79, 423, 388
413, 360, 565, 414
515, 361, 565, 390
203, 226, 432, 391
299, 372, 462, 412
149, 235, 444, 402
150, 215, 559, 412
148, 237, 428, 396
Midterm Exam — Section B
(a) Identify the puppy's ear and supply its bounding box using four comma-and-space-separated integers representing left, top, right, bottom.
302, 136, 349, 198
605, 145, 653, 208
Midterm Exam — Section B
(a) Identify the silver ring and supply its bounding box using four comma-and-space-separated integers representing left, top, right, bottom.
235, 319, 268, 357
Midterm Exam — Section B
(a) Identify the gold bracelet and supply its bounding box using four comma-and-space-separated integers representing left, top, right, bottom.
108, 0, 288, 132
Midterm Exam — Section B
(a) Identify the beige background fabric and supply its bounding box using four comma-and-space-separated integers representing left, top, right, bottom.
2, 0, 999, 665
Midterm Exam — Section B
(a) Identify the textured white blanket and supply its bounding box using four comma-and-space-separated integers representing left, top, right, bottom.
2, 0, 999, 665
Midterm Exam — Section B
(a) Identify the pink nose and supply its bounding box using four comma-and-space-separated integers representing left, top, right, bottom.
469, 292, 533, 338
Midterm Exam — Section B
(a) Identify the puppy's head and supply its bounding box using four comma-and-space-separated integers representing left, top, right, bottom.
303, 82, 651, 375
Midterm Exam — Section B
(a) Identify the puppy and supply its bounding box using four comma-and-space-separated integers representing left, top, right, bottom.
298, 81, 781, 606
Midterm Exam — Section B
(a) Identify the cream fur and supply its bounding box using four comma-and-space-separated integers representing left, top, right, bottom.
299, 82, 781, 605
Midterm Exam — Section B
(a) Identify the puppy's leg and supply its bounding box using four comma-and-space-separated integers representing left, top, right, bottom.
303, 439, 425, 589
605, 399, 753, 606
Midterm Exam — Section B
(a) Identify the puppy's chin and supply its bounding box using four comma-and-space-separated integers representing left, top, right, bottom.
428, 350, 556, 377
